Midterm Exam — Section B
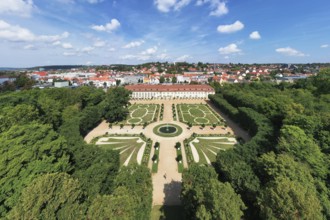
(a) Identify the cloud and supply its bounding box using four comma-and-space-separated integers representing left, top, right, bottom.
23, 44, 35, 50
275, 47, 306, 57
123, 40, 145, 49
61, 42, 73, 49
321, 44, 328, 48
86, 0, 104, 3
196, 0, 228, 17
218, 43, 241, 54
217, 20, 244, 33
63, 52, 77, 56
154, 0, 191, 12
0, 0, 34, 17
91, 19, 120, 32
0, 20, 70, 43
249, 31, 261, 40
93, 40, 106, 47
157, 53, 170, 60
141, 46, 158, 55
81, 46, 95, 53
176, 54, 191, 62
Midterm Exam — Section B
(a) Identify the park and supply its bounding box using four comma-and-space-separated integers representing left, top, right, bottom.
85, 99, 248, 219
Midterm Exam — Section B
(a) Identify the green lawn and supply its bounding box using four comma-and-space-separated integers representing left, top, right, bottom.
177, 104, 223, 125
151, 205, 184, 220
188, 136, 237, 165
96, 136, 146, 166
122, 104, 159, 125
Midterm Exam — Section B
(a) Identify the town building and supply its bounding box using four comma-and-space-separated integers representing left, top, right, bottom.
125, 84, 215, 99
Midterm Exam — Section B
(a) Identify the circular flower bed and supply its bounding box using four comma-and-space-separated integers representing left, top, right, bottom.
153, 124, 183, 137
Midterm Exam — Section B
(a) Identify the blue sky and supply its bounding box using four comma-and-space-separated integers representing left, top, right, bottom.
0, 0, 329, 67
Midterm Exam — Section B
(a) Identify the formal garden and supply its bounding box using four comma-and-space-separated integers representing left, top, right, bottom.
121, 104, 160, 125
184, 134, 237, 165
177, 104, 224, 126
93, 134, 152, 166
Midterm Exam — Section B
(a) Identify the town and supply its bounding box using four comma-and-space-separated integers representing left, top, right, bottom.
0, 62, 327, 91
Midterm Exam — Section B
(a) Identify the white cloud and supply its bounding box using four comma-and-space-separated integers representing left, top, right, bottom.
0, 20, 70, 43
176, 54, 191, 62
86, 0, 104, 4
141, 46, 158, 55
38, 32, 69, 43
23, 44, 35, 50
123, 40, 145, 49
275, 47, 306, 57
61, 42, 73, 49
120, 54, 136, 60
174, 0, 191, 11
0, 20, 34, 41
0, 0, 34, 17
154, 0, 191, 12
63, 52, 76, 56
157, 53, 170, 60
217, 21, 244, 33
196, 0, 228, 17
210, 1, 228, 16
91, 19, 120, 32
81, 46, 95, 53
93, 40, 106, 47
218, 43, 241, 54
52, 41, 61, 46
321, 44, 328, 48
249, 31, 261, 40
108, 47, 116, 52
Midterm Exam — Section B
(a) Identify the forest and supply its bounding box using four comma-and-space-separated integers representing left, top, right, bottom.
0, 86, 152, 219
188, 68, 330, 219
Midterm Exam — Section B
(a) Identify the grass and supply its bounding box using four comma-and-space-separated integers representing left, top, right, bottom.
177, 104, 224, 125
151, 205, 184, 220
95, 136, 146, 166
122, 104, 159, 125
153, 124, 183, 137
186, 135, 237, 165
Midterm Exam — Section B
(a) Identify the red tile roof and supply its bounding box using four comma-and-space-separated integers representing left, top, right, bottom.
125, 84, 214, 92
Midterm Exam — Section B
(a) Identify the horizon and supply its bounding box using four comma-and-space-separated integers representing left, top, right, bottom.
0, 0, 329, 67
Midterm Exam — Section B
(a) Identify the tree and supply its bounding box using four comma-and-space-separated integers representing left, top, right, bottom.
7, 173, 86, 220
0, 123, 72, 217
277, 125, 328, 179
172, 76, 177, 84
159, 76, 165, 84
114, 165, 152, 220
175, 142, 181, 149
181, 165, 246, 220
116, 79, 121, 86
258, 178, 323, 220
104, 87, 131, 123
87, 187, 134, 220
166, 77, 170, 83
0, 104, 39, 132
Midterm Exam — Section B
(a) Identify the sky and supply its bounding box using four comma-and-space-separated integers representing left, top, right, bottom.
0, 0, 329, 67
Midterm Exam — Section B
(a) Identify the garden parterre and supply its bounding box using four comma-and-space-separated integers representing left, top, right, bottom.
96, 136, 147, 166
185, 135, 237, 165
177, 104, 223, 125
123, 104, 159, 125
